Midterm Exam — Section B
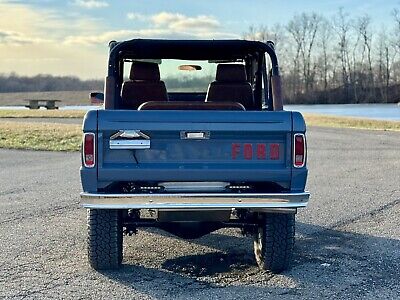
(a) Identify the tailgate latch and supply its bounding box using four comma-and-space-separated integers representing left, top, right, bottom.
180, 131, 210, 140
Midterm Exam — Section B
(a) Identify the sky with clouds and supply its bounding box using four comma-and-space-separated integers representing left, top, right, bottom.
0, 0, 399, 79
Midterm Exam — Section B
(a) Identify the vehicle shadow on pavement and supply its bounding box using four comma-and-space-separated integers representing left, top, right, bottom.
101, 222, 400, 297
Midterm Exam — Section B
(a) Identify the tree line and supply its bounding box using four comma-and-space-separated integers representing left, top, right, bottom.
0, 73, 103, 93
244, 8, 400, 104
0, 73, 212, 94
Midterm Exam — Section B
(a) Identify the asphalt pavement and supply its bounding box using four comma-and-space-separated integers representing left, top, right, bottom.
0, 127, 399, 299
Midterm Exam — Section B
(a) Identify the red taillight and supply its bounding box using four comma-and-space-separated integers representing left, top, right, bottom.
293, 133, 306, 168
83, 133, 95, 168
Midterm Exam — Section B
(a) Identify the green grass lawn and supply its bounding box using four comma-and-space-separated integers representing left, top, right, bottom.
0, 121, 81, 151
0, 109, 86, 118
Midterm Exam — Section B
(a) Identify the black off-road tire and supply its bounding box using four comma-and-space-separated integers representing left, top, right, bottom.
253, 213, 295, 273
87, 209, 123, 270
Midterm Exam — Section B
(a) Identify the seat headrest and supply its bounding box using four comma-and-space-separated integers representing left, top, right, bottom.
130, 62, 161, 81
216, 64, 247, 82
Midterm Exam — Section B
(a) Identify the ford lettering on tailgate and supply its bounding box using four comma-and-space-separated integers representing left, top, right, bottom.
231, 143, 280, 160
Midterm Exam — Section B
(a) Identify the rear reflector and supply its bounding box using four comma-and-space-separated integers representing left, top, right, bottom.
83, 133, 95, 168
293, 133, 306, 168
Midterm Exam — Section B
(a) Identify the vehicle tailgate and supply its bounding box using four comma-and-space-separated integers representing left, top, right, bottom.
96, 110, 292, 186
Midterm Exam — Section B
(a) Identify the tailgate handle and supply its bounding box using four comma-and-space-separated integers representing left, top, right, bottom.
109, 140, 150, 150
180, 131, 210, 139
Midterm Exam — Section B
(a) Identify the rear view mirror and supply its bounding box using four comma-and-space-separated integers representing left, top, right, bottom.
178, 65, 202, 71
90, 92, 104, 105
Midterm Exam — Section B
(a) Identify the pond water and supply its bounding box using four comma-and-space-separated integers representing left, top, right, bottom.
0, 103, 399, 121
285, 103, 400, 121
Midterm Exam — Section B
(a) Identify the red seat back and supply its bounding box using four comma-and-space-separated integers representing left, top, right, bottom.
205, 64, 254, 110
121, 62, 168, 109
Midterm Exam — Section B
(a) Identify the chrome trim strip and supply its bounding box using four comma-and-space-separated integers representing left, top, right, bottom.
109, 139, 150, 149
159, 181, 229, 192
80, 191, 310, 209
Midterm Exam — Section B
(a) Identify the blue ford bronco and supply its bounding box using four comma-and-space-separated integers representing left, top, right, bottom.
80, 39, 309, 273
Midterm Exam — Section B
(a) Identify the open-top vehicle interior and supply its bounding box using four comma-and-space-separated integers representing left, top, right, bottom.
103, 39, 283, 111
121, 61, 256, 111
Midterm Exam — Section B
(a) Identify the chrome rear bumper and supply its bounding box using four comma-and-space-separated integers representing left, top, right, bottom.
80, 192, 310, 210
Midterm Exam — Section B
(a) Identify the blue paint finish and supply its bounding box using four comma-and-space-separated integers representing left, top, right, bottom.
291, 168, 308, 192
82, 110, 98, 132
80, 167, 98, 192
291, 111, 307, 133
80, 109, 309, 194
125, 135, 286, 163
97, 110, 292, 129
97, 110, 291, 186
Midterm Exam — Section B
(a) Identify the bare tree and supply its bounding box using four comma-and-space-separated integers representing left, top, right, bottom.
333, 8, 352, 99
286, 18, 303, 97
243, 24, 282, 45
241, 8, 400, 105
377, 27, 391, 102
287, 13, 322, 94
355, 15, 374, 100
392, 8, 400, 53
318, 17, 333, 93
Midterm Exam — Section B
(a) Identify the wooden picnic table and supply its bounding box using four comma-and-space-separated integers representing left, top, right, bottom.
25, 99, 61, 110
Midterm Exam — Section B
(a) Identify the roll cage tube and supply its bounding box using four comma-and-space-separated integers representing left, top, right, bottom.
261, 55, 273, 111
104, 39, 283, 110
265, 41, 283, 111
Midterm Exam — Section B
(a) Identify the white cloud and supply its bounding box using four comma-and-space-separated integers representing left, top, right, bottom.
127, 13, 147, 21
0, 3, 238, 79
65, 11, 236, 46
65, 30, 138, 45
73, 0, 108, 9
151, 12, 220, 31
109, 11, 233, 42
64, 28, 239, 46
0, 30, 50, 45
0, 2, 107, 78
126, 12, 221, 32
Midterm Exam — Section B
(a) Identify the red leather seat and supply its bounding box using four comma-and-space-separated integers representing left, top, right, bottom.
205, 64, 254, 110
121, 62, 168, 109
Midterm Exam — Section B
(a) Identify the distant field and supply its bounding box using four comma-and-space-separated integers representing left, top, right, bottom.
0, 109, 85, 118
0, 121, 80, 151
304, 114, 400, 131
0, 90, 96, 106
